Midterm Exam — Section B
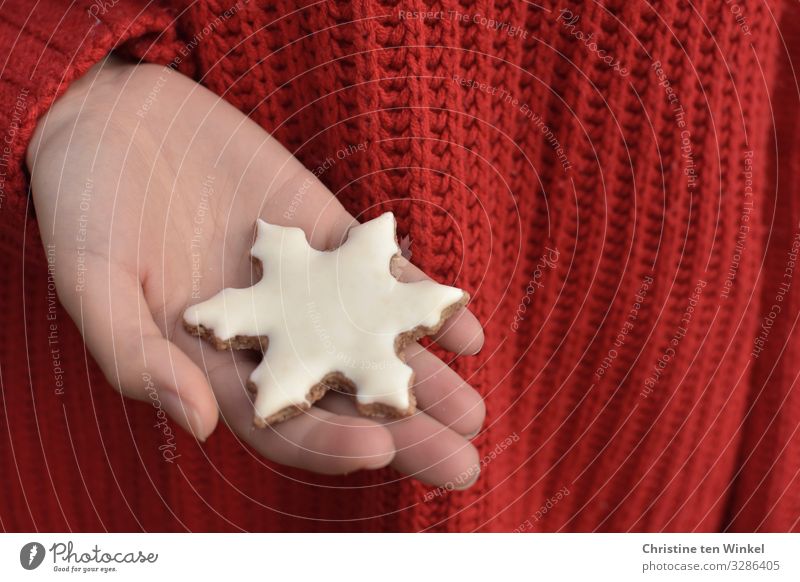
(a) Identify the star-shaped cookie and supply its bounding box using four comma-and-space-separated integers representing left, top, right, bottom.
183, 212, 469, 427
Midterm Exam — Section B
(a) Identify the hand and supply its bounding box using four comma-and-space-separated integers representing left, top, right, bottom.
27, 57, 485, 487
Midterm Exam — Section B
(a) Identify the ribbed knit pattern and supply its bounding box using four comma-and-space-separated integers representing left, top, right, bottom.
1, 0, 798, 531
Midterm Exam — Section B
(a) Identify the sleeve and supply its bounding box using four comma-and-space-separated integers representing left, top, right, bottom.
0, 0, 192, 245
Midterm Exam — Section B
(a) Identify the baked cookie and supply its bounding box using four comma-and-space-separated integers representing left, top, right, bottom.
183, 212, 469, 427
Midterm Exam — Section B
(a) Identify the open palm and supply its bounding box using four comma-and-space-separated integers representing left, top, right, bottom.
27, 58, 485, 487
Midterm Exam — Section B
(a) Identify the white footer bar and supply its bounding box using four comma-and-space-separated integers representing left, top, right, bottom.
1, 533, 797, 581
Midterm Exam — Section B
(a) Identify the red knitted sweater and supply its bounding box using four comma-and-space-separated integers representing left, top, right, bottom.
1, 0, 799, 532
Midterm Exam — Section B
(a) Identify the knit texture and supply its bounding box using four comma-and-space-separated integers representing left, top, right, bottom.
1, 0, 799, 531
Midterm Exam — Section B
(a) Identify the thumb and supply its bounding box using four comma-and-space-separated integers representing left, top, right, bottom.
60, 256, 219, 441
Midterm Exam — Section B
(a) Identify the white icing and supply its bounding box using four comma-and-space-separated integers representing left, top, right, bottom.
184, 212, 466, 421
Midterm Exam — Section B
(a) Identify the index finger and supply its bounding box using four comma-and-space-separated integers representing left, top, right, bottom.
391, 255, 484, 355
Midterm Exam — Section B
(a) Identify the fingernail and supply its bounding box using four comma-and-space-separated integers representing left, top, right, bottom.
364, 451, 395, 470
453, 469, 480, 490
159, 390, 206, 441
464, 428, 480, 440
465, 332, 485, 355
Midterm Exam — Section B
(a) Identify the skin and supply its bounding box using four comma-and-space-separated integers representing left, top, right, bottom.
27, 57, 486, 488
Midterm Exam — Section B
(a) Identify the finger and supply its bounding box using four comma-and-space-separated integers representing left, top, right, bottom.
318, 392, 481, 489
431, 305, 484, 355
392, 256, 484, 355
61, 256, 219, 440
257, 163, 357, 252
207, 359, 395, 474
404, 343, 485, 437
